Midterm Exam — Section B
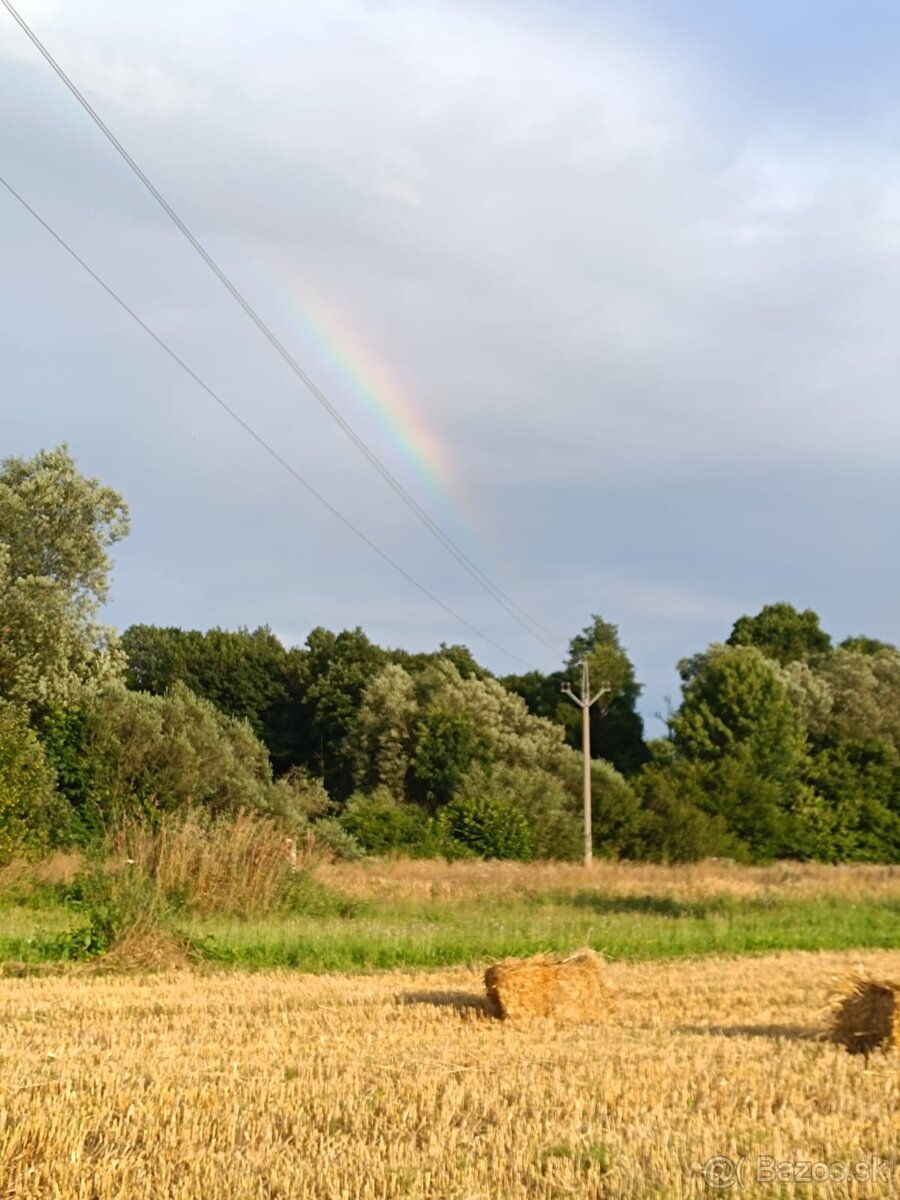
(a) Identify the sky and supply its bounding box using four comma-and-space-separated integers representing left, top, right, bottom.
3, 0, 900, 731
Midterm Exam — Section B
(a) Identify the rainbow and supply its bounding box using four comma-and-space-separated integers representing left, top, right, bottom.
262, 271, 458, 511
246, 262, 506, 569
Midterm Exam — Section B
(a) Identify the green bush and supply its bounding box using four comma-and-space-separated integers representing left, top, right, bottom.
0, 700, 69, 860
51, 857, 171, 959
456, 765, 581, 860
340, 789, 436, 856
629, 765, 748, 863
310, 816, 364, 861
44, 682, 298, 832
437, 792, 533, 861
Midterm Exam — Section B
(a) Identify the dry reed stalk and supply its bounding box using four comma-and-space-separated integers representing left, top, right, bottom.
826, 969, 900, 1054
484, 948, 613, 1022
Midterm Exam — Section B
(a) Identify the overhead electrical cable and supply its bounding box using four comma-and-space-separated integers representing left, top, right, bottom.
1, 0, 565, 660
0, 174, 534, 669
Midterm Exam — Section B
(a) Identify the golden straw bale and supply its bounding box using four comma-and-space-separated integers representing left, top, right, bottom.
484, 948, 612, 1022
826, 970, 900, 1054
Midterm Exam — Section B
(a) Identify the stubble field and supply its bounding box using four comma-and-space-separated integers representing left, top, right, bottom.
4, 948, 900, 1199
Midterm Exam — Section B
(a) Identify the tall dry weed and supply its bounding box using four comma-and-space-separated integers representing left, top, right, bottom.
110, 809, 317, 916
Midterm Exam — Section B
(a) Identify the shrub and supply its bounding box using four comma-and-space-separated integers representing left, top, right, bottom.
0, 700, 69, 860
51, 809, 341, 950
629, 766, 747, 863
340, 789, 436, 856
437, 792, 533, 861
309, 817, 364, 861
456, 765, 581, 860
54, 855, 167, 958
52, 682, 296, 830
109, 809, 318, 916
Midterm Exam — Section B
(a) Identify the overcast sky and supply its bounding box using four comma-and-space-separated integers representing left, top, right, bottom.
3, 0, 900, 728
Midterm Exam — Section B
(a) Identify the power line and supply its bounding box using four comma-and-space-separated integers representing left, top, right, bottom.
0, 174, 534, 669
1, 0, 565, 660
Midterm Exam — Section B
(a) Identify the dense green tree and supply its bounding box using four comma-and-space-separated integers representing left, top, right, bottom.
0, 446, 129, 707
503, 615, 647, 775
727, 602, 831, 665
410, 708, 492, 808
122, 625, 307, 772
36, 705, 99, 838
673, 646, 805, 774
629, 764, 746, 862
670, 646, 808, 858
302, 627, 389, 796
348, 656, 639, 858
816, 647, 900, 754
402, 642, 490, 680
455, 764, 582, 860
348, 664, 417, 796
804, 737, 900, 861
840, 635, 898, 656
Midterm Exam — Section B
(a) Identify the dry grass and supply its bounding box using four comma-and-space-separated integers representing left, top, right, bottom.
484, 948, 612, 1022
0, 849, 82, 894
3, 950, 900, 1198
0, 813, 317, 919
109, 810, 316, 916
316, 855, 900, 904
826, 969, 900, 1056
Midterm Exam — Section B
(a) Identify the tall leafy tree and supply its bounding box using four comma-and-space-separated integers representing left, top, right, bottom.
303, 626, 388, 796
410, 708, 492, 808
0, 446, 129, 707
121, 625, 307, 772
504, 615, 647, 774
670, 645, 809, 858
727, 602, 831, 665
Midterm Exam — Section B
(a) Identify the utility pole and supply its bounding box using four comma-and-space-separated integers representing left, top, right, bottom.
562, 659, 610, 868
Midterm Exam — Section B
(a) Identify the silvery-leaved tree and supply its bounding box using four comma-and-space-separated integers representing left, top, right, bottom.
0, 445, 130, 708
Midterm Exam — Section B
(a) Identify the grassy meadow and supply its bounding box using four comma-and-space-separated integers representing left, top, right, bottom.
4, 855, 900, 970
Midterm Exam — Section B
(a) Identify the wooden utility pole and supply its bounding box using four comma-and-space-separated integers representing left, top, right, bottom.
562, 659, 610, 868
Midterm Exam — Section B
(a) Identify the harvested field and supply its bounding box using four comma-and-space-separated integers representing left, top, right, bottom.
3, 951, 900, 1198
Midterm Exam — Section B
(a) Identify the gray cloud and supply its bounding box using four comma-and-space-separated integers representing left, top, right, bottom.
3, 0, 900, 718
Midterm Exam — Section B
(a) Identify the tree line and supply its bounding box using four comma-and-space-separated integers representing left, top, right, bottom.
2, 445, 899, 863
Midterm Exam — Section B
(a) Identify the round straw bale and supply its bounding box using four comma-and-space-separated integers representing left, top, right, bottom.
826, 970, 900, 1054
484, 948, 613, 1022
